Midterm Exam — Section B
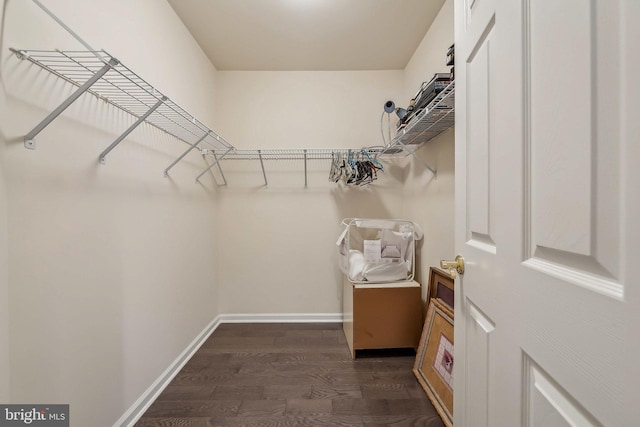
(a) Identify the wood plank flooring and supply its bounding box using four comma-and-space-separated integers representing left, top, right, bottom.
135, 323, 445, 427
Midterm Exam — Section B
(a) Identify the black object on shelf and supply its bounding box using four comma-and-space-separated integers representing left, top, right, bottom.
446, 43, 455, 66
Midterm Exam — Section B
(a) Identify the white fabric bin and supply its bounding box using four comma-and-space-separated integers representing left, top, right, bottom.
336, 218, 423, 284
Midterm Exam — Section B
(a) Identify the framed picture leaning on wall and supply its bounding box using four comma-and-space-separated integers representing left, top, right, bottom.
427, 267, 454, 311
413, 297, 454, 427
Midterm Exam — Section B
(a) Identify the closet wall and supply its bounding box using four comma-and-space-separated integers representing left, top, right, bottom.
0, 0, 8, 391
0, 0, 455, 423
213, 0, 454, 315
0, 83, 8, 402
214, 71, 406, 315
0, 0, 223, 424
401, 0, 455, 292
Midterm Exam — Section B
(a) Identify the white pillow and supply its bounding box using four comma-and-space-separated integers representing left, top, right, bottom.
381, 245, 401, 258
348, 250, 366, 281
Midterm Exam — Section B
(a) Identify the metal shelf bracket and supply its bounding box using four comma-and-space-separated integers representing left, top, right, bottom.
99, 96, 167, 164
196, 147, 233, 183
22, 55, 119, 149
164, 130, 211, 177
258, 150, 268, 186
395, 139, 437, 177
211, 152, 227, 186
304, 149, 308, 188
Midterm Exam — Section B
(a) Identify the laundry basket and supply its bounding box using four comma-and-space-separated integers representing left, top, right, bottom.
336, 218, 423, 284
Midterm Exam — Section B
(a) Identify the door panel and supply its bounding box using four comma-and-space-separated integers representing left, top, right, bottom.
523, 0, 623, 299
464, 0, 490, 32
523, 356, 602, 427
528, 0, 593, 258
455, 0, 635, 425
464, 301, 494, 427
466, 20, 496, 251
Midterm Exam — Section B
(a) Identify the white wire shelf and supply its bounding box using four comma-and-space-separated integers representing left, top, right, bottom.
382, 80, 455, 175
391, 80, 455, 146
10, 47, 451, 184
203, 148, 390, 187
206, 148, 391, 161
10, 48, 234, 174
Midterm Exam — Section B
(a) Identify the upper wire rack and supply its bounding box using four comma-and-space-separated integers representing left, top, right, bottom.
10, 49, 234, 152
385, 80, 455, 151
206, 148, 392, 161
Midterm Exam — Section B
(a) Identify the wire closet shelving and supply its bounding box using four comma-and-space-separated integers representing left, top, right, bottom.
10, 48, 234, 179
389, 80, 455, 147
380, 80, 455, 176
204, 81, 456, 180
198, 148, 391, 187
10, 48, 455, 185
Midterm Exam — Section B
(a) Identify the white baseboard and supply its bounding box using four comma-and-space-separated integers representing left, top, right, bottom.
219, 312, 343, 324
115, 312, 343, 426
114, 315, 222, 427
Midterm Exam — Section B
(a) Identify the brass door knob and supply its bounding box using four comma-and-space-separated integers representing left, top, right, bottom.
440, 255, 465, 278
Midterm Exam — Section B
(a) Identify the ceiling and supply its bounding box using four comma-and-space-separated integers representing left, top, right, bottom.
167, 0, 447, 71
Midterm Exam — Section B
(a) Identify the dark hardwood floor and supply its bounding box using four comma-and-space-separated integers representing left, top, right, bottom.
135, 323, 446, 427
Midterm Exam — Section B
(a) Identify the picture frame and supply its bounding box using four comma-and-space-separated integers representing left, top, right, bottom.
427, 267, 454, 310
413, 298, 454, 427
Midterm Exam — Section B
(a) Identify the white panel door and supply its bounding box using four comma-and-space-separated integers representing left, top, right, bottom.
454, 0, 639, 426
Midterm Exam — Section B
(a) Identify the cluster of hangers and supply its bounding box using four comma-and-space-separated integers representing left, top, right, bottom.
329, 149, 384, 185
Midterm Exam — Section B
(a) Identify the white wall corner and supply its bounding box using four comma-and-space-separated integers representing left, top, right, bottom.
113, 312, 343, 426
399, 0, 455, 288
113, 315, 223, 427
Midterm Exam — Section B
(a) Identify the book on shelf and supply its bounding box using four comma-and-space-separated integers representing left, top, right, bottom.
397, 73, 452, 128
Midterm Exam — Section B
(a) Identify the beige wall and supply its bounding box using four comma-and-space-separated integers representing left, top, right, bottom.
0, 160, 8, 402
0, 70, 8, 404
0, 0, 456, 423
401, 0, 455, 293
0, 0, 9, 404
0, 0, 221, 424
214, 71, 406, 314
0, 0, 9, 401
213, 0, 455, 313
214, 71, 403, 149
